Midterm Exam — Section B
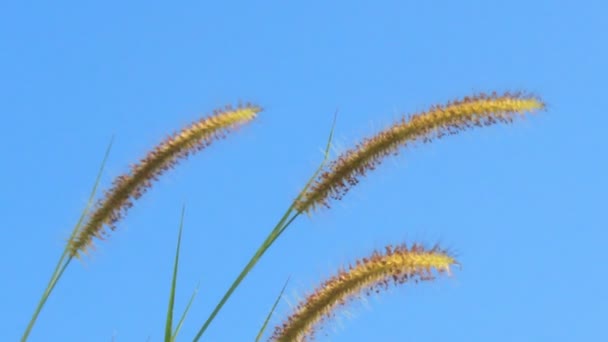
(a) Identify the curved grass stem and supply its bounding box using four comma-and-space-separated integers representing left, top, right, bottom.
192, 113, 338, 341
21, 137, 114, 342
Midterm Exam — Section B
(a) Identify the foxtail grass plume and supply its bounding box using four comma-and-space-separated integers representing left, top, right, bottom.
68, 104, 261, 257
295, 92, 545, 213
271, 243, 456, 341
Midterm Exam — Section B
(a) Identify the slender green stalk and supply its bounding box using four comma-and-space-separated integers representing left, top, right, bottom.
21, 137, 114, 342
165, 206, 186, 342
256, 277, 290, 342
192, 206, 297, 342
192, 114, 338, 341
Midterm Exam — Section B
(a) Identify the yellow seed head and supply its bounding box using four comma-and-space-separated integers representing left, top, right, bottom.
271, 244, 457, 341
69, 104, 261, 257
295, 92, 545, 213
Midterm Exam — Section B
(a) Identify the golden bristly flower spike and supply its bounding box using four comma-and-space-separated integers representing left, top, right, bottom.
296, 92, 545, 213
271, 243, 457, 341
68, 104, 261, 257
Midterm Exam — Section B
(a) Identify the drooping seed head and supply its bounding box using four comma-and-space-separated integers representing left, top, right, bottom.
295, 92, 545, 213
271, 243, 457, 341
69, 104, 261, 257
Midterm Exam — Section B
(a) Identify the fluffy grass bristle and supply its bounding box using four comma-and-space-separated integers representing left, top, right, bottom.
295, 92, 544, 213
271, 243, 457, 341
68, 104, 261, 257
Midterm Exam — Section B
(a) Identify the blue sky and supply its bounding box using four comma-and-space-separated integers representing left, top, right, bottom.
2, 1, 606, 341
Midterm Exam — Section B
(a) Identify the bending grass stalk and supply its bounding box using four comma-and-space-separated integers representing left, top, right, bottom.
255, 278, 291, 342
296, 92, 545, 213
271, 244, 457, 341
165, 206, 186, 342
192, 209, 300, 342
21, 137, 114, 342
192, 114, 338, 342
69, 105, 261, 258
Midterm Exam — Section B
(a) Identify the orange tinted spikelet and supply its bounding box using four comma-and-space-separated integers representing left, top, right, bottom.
295, 92, 545, 213
68, 104, 261, 257
271, 244, 456, 341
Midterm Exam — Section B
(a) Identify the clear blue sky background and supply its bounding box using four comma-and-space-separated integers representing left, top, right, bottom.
2, 1, 606, 341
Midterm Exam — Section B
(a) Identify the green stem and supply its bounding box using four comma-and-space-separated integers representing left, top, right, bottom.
21, 256, 72, 342
192, 113, 337, 341
21, 137, 114, 342
192, 208, 299, 342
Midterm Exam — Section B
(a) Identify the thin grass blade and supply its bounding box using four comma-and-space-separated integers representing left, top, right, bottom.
172, 283, 199, 341
165, 206, 186, 342
255, 277, 290, 342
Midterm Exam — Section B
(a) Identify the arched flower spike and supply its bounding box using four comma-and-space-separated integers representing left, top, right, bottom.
295, 92, 545, 213
271, 243, 457, 341
68, 104, 261, 257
